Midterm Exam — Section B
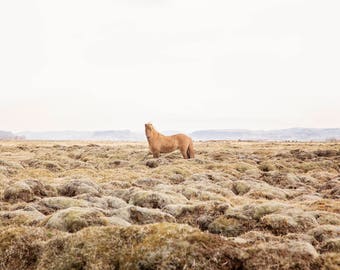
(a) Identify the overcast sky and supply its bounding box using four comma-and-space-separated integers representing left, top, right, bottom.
0, 0, 339, 132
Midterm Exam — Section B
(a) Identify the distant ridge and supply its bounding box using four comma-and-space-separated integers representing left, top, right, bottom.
12, 128, 340, 141
190, 128, 340, 141
16, 130, 144, 141
0, 130, 24, 140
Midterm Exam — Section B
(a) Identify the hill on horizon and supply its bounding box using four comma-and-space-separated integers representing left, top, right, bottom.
0, 130, 24, 140
9, 128, 340, 141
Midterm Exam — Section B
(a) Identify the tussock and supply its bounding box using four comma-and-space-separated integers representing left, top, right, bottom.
0, 140, 339, 269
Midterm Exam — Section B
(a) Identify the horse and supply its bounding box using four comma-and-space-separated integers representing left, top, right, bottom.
145, 123, 195, 159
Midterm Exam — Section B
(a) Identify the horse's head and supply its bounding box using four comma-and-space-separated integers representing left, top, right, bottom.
145, 123, 154, 139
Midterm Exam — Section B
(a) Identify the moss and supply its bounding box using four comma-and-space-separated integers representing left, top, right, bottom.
315, 252, 340, 270
320, 238, 340, 253
1, 141, 340, 269
208, 216, 249, 237
0, 209, 45, 226
44, 207, 108, 232
244, 240, 318, 269
38, 223, 246, 270
243, 202, 287, 220
232, 181, 251, 195
129, 190, 188, 209
258, 162, 275, 172
3, 182, 35, 203
0, 226, 53, 270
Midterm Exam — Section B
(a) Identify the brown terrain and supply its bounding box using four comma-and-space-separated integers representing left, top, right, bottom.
0, 140, 339, 269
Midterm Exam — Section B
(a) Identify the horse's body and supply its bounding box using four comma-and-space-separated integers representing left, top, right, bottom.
145, 123, 195, 159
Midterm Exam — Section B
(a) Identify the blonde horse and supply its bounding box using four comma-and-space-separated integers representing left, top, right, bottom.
145, 123, 195, 159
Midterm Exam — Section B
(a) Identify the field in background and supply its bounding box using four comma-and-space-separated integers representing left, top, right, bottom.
0, 140, 339, 269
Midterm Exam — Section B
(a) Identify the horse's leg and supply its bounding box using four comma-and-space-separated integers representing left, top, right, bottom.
153, 151, 160, 158
187, 141, 195, 159
180, 146, 188, 159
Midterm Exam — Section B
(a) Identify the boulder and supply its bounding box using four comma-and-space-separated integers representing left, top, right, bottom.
3, 182, 35, 203
244, 239, 318, 269
111, 205, 176, 224
208, 216, 251, 237
308, 225, 340, 243
36, 196, 91, 214
58, 179, 101, 197
0, 209, 45, 226
129, 190, 188, 209
44, 207, 108, 232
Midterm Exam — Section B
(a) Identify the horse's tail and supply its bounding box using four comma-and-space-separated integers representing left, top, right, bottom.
187, 140, 195, 159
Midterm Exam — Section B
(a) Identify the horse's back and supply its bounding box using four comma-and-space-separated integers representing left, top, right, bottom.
174, 133, 191, 142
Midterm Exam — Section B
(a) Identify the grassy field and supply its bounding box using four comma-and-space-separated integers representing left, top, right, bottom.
0, 140, 339, 269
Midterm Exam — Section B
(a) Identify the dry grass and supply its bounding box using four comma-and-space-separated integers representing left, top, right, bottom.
0, 140, 339, 269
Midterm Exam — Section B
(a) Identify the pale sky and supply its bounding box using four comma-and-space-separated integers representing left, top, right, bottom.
1, 0, 339, 132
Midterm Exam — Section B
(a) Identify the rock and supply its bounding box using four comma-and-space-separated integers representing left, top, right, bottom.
258, 161, 275, 172
109, 160, 129, 167
129, 190, 188, 209
0, 209, 45, 226
169, 174, 185, 184
182, 180, 235, 198
128, 205, 176, 224
74, 194, 128, 210
133, 178, 164, 187
111, 206, 176, 224
308, 225, 340, 243
58, 179, 101, 197
44, 207, 108, 232
232, 180, 251, 195
109, 187, 143, 202
260, 172, 303, 189
308, 198, 340, 213
24, 179, 50, 197
170, 183, 231, 202
145, 159, 159, 168
190, 173, 212, 182
208, 216, 252, 237
100, 181, 132, 194
311, 211, 340, 225
37, 196, 91, 214
241, 201, 288, 220
318, 177, 340, 199
3, 182, 35, 203
290, 149, 316, 160
261, 209, 318, 235
261, 214, 298, 234
232, 179, 290, 200
163, 202, 229, 227
314, 149, 339, 157
105, 216, 131, 227
163, 203, 199, 217
244, 240, 318, 269
104, 196, 128, 209
247, 182, 290, 200
320, 238, 340, 253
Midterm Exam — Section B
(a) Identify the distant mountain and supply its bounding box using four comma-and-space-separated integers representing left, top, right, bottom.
190, 128, 340, 141
92, 130, 144, 141
17, 131, 93, 140
0, 130, 24, 140
11, 128, 340, 141
17, 130, 144, 141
